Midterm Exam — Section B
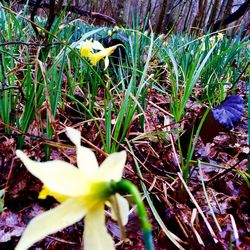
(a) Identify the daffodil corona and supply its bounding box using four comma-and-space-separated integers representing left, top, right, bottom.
79, 39, 121, 69
15, 127, 129, 250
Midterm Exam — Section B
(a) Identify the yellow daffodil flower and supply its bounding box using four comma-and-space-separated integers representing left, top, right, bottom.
200, 32, 224, 52
209, 36, 216, 44
163, 41, 168, 46
108, 29, 113, 36
113, 26, 119, 32
15, 127, 129, 250
79, 40, 121, 69
217, 32, 224, 40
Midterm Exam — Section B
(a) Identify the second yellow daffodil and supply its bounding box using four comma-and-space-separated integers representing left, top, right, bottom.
79, 39, 121, 69
15, 127, 129, 250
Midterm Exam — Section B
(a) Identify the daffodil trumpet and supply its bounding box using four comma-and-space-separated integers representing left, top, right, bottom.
15, 127, 154, 250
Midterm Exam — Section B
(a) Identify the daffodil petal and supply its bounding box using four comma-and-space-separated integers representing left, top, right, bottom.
113, 194, 129, 225
16, 198, 88, 250
84, 204, 115, 250
104, 56, 109, 70
99, 151, 126, 181
16, 150, 87, 196
65, 127, 82, 146
92, 40, 105, 50
66, 127, 99, 178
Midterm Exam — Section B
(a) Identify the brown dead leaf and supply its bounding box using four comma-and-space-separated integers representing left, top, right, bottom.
0, 210, 25, 242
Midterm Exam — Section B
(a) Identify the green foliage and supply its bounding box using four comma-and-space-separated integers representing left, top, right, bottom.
0, 189, 5, 212
153, 32, 249, 180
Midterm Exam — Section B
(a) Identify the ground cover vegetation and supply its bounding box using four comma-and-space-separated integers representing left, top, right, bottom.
0, 2, 249, 249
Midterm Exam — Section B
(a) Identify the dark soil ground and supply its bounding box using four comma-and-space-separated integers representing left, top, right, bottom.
0, 77, 249, 250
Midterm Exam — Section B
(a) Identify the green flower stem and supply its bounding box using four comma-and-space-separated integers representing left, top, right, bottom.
109, 180, 154, 250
